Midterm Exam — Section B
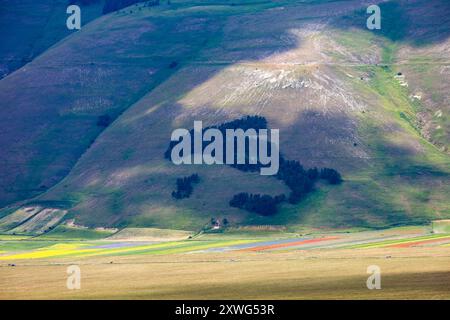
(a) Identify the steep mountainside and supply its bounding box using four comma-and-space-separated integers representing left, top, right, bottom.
0, 0, 449, 231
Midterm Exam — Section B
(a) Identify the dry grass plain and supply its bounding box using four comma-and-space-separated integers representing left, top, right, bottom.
1, 247, 449, 299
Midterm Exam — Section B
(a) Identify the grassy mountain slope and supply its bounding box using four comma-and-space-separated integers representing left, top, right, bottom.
0, 0, 449, 231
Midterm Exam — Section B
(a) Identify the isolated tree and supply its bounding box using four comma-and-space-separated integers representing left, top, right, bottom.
222, 218, 229, 227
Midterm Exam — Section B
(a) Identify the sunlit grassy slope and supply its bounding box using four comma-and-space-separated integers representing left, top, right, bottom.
0, 0, 449, 231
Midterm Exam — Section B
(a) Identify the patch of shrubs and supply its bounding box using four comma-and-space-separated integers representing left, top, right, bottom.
230, 193, 285, 216
171, 174, 200, 199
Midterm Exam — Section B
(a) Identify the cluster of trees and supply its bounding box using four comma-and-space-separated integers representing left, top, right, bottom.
224, 116, 271, 172
171, 174, 200, 199
319, 168, 343, 185
277, 159, 315, 204
229, 193, 285, 216
275, 159, 341, 204
229, 161, 342, 215
220, 118, 342, 214
102, 0, 159, 14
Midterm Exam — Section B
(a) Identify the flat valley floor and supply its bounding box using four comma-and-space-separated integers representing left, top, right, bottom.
1, 227, 449, 299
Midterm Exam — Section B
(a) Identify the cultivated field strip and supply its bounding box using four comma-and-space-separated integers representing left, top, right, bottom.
1, 229, 450, 261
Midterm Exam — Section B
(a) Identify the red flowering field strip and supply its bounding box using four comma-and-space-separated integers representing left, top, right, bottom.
239, 236, 340, 252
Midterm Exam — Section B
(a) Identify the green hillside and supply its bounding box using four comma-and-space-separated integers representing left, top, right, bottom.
0, 0, 449, 232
